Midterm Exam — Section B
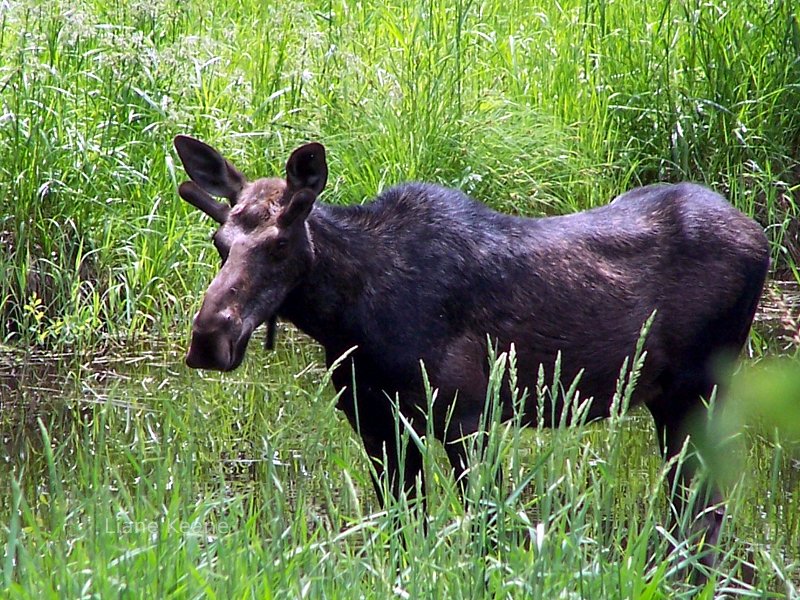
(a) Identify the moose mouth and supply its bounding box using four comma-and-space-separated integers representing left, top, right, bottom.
185, 322, 256, 372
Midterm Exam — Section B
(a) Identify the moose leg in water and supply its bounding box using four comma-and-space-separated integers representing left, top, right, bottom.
646, 265, 767, 569
359, 429, 426, 509
430, 334, 496, 500
648, 387, 724, 568
332, 366, 426, 509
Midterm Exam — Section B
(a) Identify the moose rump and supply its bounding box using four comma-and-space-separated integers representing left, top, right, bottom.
172, 134, 770, 567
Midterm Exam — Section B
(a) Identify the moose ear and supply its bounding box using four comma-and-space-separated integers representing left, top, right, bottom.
173, 135, 246, 203
285, 143, 327, 196
178, 181, 230, 224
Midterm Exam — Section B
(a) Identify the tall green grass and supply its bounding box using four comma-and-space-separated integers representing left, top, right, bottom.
1, 0, 798, 345
2, 338, 798, 597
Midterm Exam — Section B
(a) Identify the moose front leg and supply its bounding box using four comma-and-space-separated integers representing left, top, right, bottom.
358, 431, 425, 509
443, 423, 476, 500
331, 369, 426, 508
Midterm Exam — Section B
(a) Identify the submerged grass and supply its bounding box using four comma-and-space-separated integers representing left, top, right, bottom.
1, 0, 799, 344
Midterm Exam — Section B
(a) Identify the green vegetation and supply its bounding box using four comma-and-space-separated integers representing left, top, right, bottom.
2, 0, 799, 597
2, 341, 799, 597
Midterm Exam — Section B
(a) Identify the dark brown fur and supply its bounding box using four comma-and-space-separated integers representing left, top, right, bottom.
173, 135, 770, 568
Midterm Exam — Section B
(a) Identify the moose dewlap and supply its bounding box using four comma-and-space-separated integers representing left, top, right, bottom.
173, 135, 769, 568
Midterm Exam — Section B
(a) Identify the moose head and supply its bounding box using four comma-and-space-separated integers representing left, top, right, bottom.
173, 135, 327, 371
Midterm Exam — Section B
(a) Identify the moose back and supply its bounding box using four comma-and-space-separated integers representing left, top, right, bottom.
173, 135, 769, 558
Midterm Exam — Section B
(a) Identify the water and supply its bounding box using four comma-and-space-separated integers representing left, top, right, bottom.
754, 279, 800, 353
3, 278, 797, 405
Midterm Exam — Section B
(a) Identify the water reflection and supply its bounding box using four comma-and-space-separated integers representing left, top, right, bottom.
754, 280, 800, 354
2, 278, 797, 401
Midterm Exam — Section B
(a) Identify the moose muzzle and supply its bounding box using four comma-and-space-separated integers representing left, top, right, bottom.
185, 311, 248, 372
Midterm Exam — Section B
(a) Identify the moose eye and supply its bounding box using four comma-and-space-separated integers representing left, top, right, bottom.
268, 237, 289, 261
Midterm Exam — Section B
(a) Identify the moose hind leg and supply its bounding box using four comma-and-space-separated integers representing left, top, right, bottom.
647, 380, 724, 571
442, 411, 506, 508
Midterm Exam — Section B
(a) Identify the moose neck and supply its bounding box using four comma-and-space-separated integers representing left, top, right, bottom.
277, 203, 377, 354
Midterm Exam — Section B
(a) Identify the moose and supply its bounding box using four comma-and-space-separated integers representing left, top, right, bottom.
173, 135, 769, 566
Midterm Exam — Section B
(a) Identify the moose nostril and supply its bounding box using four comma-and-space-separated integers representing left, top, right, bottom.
193, 310, 237, 334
